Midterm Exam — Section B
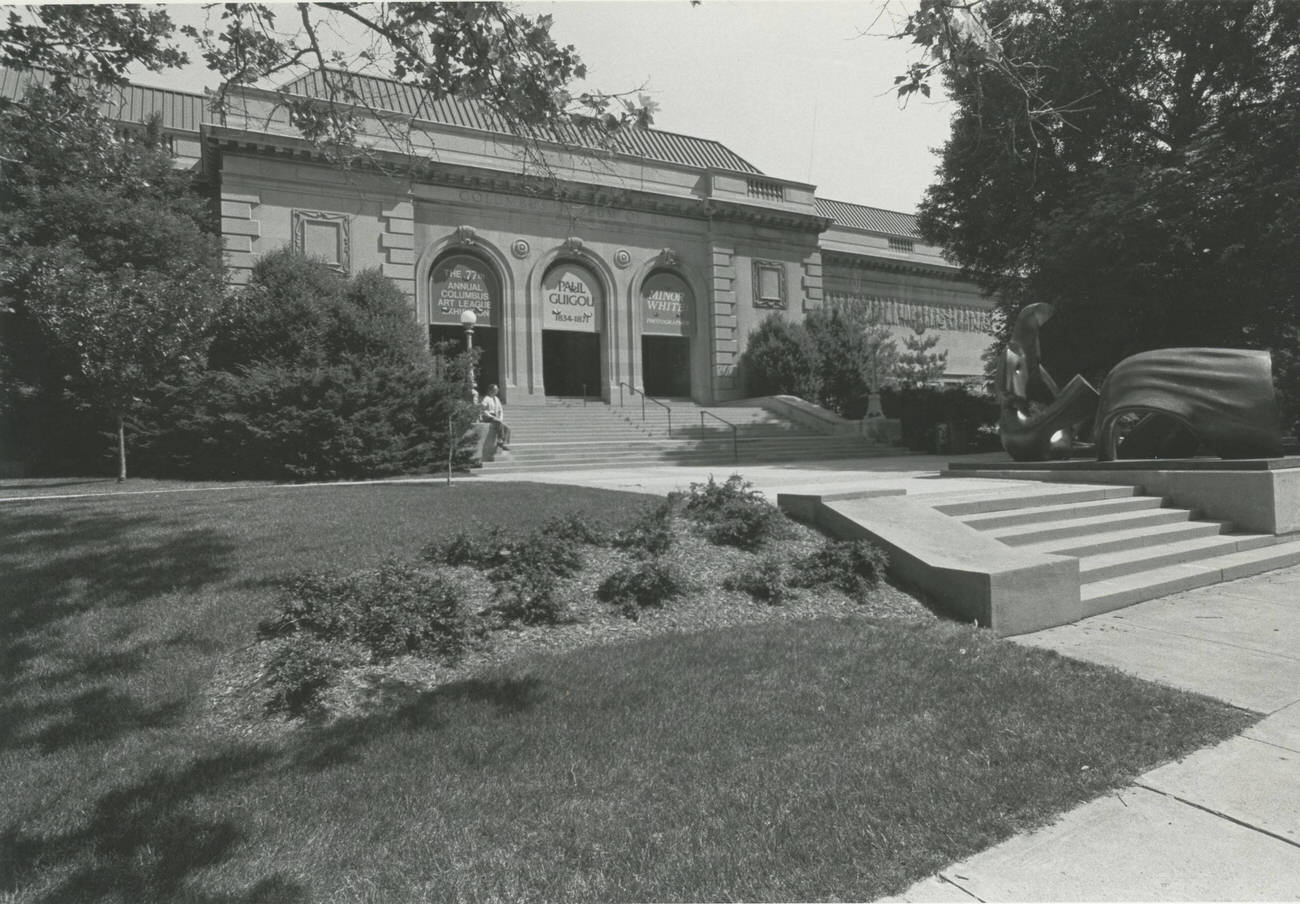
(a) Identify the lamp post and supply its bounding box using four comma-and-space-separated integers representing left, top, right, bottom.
459, 308, 477, 398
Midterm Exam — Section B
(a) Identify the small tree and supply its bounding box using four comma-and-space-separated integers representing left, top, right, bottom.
0, 87, 227, 479
895, 325, 949, 389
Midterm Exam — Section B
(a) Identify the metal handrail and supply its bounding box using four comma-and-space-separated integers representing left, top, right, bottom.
700, 410, 739, 464
617, 381, 672, 437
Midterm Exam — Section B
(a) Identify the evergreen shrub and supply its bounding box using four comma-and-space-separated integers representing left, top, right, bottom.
598, 557, 690, 618
260, 560, 471, 712
723, 555, 788, 605
789, 540, 890, 599
135, 250, 478, 480
680, 474, 779, 550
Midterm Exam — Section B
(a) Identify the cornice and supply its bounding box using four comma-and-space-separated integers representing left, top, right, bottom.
201, 124, 830, 234
821, 248, 964, 280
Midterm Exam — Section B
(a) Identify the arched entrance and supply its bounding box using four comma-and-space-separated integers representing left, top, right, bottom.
427, 252, 501, 394
541, 260, 603, 397
640, 269, 694, 398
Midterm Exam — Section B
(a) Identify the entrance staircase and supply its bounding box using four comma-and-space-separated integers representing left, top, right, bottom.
931, 483, 1300, 615
477, 397, 895, 474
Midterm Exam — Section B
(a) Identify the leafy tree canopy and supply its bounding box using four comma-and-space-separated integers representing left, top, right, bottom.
912, 0, 1300, 425
0, 2, 655, 154
0, 86, 227, 478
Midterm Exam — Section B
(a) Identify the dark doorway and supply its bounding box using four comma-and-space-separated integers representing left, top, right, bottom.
543, 331, 601, 397
642, 336, 691, 398
430, 324, 498, 396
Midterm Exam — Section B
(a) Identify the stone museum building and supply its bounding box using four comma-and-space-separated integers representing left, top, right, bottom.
4, 67, 996, 406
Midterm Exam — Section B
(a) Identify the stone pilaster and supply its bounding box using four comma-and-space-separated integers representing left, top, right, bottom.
381, 199, 416, 310
802, 251, 824, 312
220, 192, 260, 286
710, 244, 738, 396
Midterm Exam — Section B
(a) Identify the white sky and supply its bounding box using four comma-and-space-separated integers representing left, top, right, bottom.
125, 2, 953, 214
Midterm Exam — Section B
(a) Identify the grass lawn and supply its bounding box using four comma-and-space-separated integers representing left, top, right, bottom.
0, 480, 1256, 903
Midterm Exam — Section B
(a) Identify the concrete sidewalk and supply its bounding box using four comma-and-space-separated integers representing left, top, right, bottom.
887, 563, 1300, 902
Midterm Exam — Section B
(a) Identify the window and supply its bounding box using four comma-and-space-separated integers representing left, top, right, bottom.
752, 260, 786, 309
292, 210, 351, 272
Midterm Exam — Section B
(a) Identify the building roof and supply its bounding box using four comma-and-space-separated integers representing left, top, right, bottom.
0, 66, 215, 132
816, 197, 920, 239
277, 69, 765, 176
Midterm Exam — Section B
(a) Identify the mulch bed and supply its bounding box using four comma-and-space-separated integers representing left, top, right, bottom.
202, 515, 936, 740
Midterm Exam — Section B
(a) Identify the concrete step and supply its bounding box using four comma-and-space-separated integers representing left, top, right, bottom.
1077, 532, 1279, 582
932, 484, 1140, 516
1018, 519, 1233, 557
957, 495, 1165, 530
987, 507, 1195, 546
1079, 539, 1300, 615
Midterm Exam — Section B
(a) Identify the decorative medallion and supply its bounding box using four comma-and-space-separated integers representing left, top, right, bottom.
613, 249, 632, 269
510, 238, 531, 259
454, 224, 478, 247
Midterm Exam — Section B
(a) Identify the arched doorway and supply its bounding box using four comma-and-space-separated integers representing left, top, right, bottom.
640, 269, 694, 398
427, 252, 501, 395
541, 260, 604, 397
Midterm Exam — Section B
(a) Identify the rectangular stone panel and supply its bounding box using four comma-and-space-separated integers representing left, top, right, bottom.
222, 234, 253, 253
386, 248, 415, 265
382, 262, 415, 280
382, 201, 414, 220
384, 218, 415, 235
221, 200, 253, 220
222, 218, 261, 237
381, 232, 415, 250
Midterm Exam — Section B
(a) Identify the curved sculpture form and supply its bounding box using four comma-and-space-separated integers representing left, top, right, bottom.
1095, 348, 1283, 460
996, 303, 1099, 461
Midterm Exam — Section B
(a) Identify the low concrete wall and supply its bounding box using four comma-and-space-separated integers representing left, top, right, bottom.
732, 395, 861, 436
946, 460, 1300, 535
778, 491, 1081, 637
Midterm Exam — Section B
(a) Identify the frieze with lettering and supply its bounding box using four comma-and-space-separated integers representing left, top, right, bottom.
827, 292, 993, 334
430, 254, 498, 326
542, 263, 603, 333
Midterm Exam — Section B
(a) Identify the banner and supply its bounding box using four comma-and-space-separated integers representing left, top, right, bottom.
542, 263, 603, 333
641, 271, 693, 337
430, 254, 497, 326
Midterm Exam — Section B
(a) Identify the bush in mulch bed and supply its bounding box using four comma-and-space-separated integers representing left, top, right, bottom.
257, 493, 903, 717
788, 540, 890, 600
260, 559, 473, 714
596, 556, 692, 619
672, 473, 783, 551
723, 554, 789, 605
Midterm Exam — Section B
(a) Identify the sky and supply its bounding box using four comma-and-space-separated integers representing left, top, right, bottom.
125, 2, 954, 214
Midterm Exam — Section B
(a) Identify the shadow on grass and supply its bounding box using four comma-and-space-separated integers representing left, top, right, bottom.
291, 673, 546, 772
2, 747, 310, 904
0, 506, 238, 752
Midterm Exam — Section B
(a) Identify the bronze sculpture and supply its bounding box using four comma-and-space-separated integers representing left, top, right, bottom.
995, 303, 1284, 462
995, 303, 1099, 461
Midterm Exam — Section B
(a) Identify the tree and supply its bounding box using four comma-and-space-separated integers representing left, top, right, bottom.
912, 0, 1300, 429
895, 325, 948, 388
0, 87, 227, 479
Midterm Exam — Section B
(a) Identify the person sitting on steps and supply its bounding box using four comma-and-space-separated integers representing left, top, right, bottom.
481, 384, 511, 450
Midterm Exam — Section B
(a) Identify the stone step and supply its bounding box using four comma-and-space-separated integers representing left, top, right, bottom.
1077, 532, 1279, 582
932, 484, 1140, 516
957, 495, 1165, 530
1017, 519, 1232, 557
987, 507, 1195, 546
1079, 539, 1300, 615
